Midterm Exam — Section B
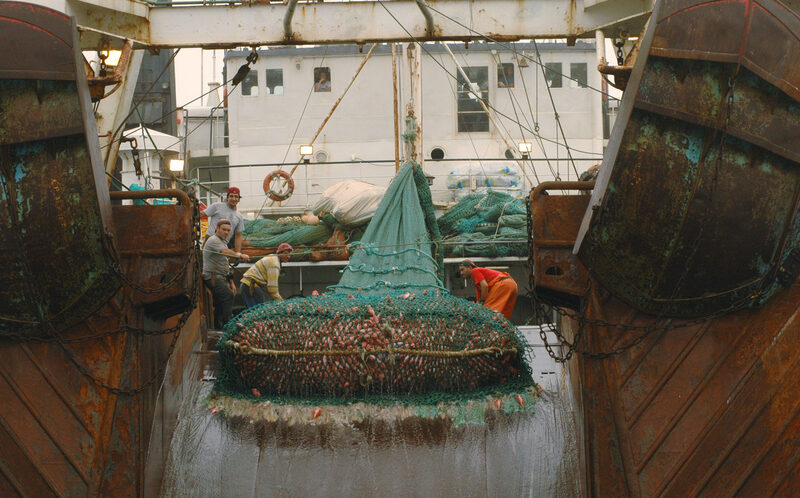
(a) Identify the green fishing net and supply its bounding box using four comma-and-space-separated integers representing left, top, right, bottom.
242, 219, 332, 248
438, 191, 529, 258
216, 161, 533, 404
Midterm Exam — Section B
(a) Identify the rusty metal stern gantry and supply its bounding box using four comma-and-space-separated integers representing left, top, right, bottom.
575, 0, 800, 318
0, 1, 120, 338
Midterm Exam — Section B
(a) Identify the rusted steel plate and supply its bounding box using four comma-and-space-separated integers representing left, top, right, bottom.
575, 276, 800, 496
529, 182, 593, 308
111, 190, 197, 316
0, 3, 120, 338
0, 2, 76, 81
577, 0, 800, 317
0, 298, 207, 495
651, 0, 800, 104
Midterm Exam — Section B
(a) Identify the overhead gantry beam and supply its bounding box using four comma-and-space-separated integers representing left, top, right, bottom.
63, 0, 654, 49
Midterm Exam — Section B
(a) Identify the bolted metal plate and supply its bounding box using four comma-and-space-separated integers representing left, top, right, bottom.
578, 0, 800, 317
0, 2, 119, 337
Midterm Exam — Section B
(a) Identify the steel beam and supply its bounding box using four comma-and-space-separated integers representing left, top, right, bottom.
54, 0, 655, 49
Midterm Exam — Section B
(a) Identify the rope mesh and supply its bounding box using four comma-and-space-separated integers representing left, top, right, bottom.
215, 161, 534, 406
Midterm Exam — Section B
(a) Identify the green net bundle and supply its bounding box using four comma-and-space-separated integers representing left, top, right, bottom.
438, 191, 529, 258
242, 218, 332, 248
216, 162, 532, 404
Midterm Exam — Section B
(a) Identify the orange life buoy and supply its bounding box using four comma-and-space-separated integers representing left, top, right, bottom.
263, 169, 295, 202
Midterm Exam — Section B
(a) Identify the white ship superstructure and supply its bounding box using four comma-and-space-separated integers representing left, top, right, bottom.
184, 41, 610, 217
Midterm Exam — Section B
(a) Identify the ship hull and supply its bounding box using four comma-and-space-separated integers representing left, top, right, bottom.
564, 277, 800, 496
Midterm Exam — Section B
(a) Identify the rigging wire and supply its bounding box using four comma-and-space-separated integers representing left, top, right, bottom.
280, 47, 329, 165
435, 50, 487, 177
491, 52, 542, 184
531, 39, 579, 178
514, 48, 559, 180
375, 0, 603, 159
424, 2, 620, 102
109, 48, 182, 143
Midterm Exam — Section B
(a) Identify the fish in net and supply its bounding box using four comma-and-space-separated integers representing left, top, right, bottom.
215, 161, 535, 412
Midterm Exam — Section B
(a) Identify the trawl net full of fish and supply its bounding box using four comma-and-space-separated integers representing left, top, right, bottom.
218, 291, 528, 397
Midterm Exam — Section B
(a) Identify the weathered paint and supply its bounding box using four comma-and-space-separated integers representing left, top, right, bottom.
0, 5, 206, 495
0, 3, 120, 338
563, 276, 800, 496
529, 181, 594, 309
577, 0, 800, 317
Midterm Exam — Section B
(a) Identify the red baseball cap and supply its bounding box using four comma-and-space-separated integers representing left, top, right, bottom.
227, 187, 240, 196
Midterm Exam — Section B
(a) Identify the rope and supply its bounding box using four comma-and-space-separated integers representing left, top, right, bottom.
224, 340, 517, 358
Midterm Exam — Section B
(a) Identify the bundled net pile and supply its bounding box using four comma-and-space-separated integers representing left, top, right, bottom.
241, 215, 365, 261
438, 191, 528, 258
216, 162, 533, 405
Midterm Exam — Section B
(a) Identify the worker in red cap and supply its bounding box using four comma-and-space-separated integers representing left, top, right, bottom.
200, 186, 245, 255
238, 243, 293, 308
458, 260, 518, 319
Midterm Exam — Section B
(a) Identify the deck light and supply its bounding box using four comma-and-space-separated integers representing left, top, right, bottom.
101, 50, 122, 66
169, 159, 185, 172
299, 145, 313, 156
517, 142, 533, 154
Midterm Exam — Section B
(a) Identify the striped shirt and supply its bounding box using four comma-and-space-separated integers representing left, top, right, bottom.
240, 255, 282, 300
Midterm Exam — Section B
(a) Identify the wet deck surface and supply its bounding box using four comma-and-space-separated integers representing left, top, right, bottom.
159, 327, 581, 497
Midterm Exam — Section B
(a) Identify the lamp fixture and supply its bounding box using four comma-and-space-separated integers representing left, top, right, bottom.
101, 50, 122, 66
518, 142, 533, 159
168, 158, 185, 172
299, 145, 314, 156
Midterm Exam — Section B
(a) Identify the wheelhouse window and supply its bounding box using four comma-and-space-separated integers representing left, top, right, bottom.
544, 62, 562, 88
570, 62, 588, 88
266, 69, 284, 95
313, 67, 331, 92
457, 66, 489, 132
241, 71, 259, 96
497, 63, 515, 88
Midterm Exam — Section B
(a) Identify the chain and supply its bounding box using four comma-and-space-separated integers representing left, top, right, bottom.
53, 321, 183, 396
525, 155, 771, 362
51, 197, 204, 395
102, 231, 194, 294
97, 47, 108, 77
615, 40, 625, 66
131, 139, 142, 177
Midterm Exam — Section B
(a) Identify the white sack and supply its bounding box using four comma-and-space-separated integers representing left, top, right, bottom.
313, 180, 386, 226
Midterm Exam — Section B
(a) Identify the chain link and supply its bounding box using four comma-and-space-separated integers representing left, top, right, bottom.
615, 40, 625, 66
525, 162, 771, 363
17, 196, 204, 395
52, 196, 203, 395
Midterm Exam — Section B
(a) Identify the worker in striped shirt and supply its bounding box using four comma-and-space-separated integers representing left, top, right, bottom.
238, 243, 293, 309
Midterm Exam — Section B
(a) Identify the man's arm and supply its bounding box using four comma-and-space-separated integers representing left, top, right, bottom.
477, 280, 489, 302
217, 246, 250, 262
234, 230, 243, 253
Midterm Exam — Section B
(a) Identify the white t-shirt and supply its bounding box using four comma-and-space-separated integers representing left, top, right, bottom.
202, 235, 231, 277
204, 202, 244, 243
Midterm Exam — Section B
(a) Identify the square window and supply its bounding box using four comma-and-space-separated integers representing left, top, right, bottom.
497, 63, 515, 88
457, 66, 489, 132
314, 67, 331, 92
241, 72, 259, 96
544, 62, 562, 88
570, 62, 588, 88
266, 69, 283, 95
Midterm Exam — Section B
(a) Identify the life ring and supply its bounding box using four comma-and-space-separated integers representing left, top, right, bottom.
263, 169, 295, 202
